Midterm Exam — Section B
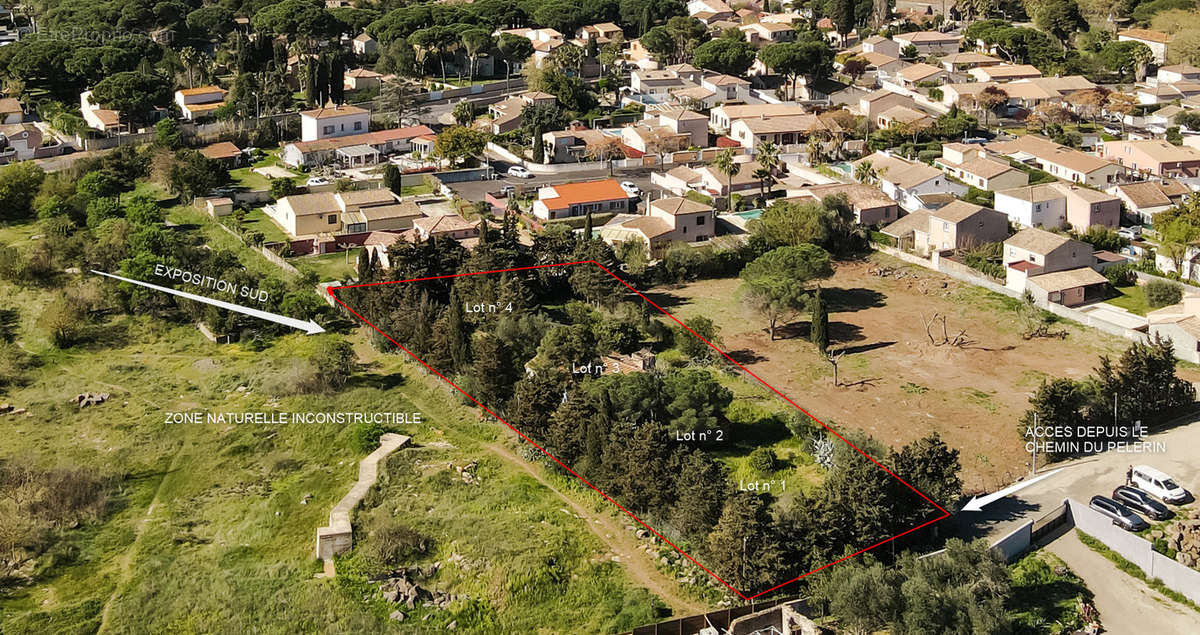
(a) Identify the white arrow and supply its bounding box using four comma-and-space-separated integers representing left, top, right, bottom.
91, 270, 325, 334
961, 468, 1063, 512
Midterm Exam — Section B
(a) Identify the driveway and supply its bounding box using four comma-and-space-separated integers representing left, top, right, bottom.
1046, 530, 1200, 633
950, 415, 1200, 544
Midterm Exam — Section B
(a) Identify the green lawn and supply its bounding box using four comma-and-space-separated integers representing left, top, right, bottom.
241, 208, 290, 245
400, 183, 434, 197
1107, 285, 1149, 316
293, 249, 361, 283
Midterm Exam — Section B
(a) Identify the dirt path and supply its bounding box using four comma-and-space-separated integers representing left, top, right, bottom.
96, 441, 186, 634
1048, 531, 1200, 633
483, 440, 710, 617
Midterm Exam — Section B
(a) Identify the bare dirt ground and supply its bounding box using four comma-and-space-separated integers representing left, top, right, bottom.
651, 255, 1200, 492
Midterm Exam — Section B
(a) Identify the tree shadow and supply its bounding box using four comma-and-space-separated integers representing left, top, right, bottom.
836, 340, 895, 355
349, 371, 408, 391
725, 349, 768, 364
823, 287, 886, 313
828, 321, 865, 344
945, 496, 1043, 541
638, 289, 689, 310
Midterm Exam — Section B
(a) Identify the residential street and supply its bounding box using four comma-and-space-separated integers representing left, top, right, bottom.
950, 415, 1200, 544
1047, 531, 1200, 632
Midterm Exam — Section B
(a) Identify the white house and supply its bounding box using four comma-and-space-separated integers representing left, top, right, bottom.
853, 151, 966, 211
174, 86, 227, 120
300, 104, 370, 142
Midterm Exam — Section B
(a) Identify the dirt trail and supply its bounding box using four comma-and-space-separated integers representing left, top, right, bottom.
483, 440, 709, 617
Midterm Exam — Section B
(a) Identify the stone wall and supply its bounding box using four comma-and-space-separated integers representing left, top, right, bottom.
316, 433, 411, 563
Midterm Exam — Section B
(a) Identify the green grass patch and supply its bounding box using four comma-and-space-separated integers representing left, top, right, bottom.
400, 183, 434, 197
292, 249, 361, 283
1076, 530, 1200, 615
1008, 550, 1094, 635
901, 382, 928, 395
1106, 285, 1149, 316
241, 208, 290, 245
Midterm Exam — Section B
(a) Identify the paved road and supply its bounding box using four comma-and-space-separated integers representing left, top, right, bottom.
1047, 530, 1200, 633
951, 416, 1200, 544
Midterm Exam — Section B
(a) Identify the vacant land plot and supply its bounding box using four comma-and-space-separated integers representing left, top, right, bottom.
651, 254, 1200, 491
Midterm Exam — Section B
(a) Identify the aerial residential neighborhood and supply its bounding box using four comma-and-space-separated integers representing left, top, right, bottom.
5, 0, 1200, 633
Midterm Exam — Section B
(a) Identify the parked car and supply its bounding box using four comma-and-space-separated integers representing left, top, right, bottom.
306, 176, 330, 187
507, 166, 532, 179
1089, 495, 1149, 531
620, 181, 641, 197
1112, 486, 1172, 520
1117, 225, 1142, 240
499, 185, 515, 197
1130, 465, 1190, 504
1103, 125, 1123, 136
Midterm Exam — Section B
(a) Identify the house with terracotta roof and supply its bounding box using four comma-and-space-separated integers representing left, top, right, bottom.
280, 124, 436, 167
1107, 179, 1191, 223
575, 22, 623, 45
1155, 64, 1200, 84
1003, 227, 1098, 298
266, 189, 417, 237
710, 103, 809, 132
729, 113, 826, 149
967, 64, 1042, 83
687, 0, 733, 18
852, 51, 906, 77
939, 52, 1003, 73
599, 197, 715, 254
300, 104, 369, 142
0, 123, 57, 163
532, 179, 634, 220
174, 86, 227, 120
1100, 139, 1200, 178
853, 151, 967, 211
740, 21, 795, 46
0, 97, 22, 125
995, 182, 1121, 232
895, 62, 948, 87
1135, 81, 1200, 105
788, 183, 900, 226
79, 90, 121, 132
881, 200, 1009, 255
344, 68, 383, 92
1148, 295, 1200, 363
489, 91, 557, 134
700, 73, 751, 101
692, 159, 769, 196
413, 213, 481, 241
1118, 29, 1170, 64
861, 35, 901, 58
199, 141, 244, 167
934, 143, 1028, 191
876, 105, 933, 130
856, 89, 916, 118
987, 135, 1124, 187
893, 31, 962, 56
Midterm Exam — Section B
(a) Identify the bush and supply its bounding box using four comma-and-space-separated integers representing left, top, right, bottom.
1103, 262, 1135, 286
747, 447, 778, 474
1145, 279, 1183, 308
363, 517, 430, 566
917, 149, 942, 162
269, 178, 298, 199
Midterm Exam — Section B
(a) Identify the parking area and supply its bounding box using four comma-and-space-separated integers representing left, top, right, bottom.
448, 163, 667, 210
951, 415, 1200, 543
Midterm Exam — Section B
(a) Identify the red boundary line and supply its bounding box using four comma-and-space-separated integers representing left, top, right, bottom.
329, 260, 951, 600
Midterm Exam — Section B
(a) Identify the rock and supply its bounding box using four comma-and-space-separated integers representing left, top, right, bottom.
447, 620, 457, 630
390, 611, 405, 622
383, 591, 398, 602
635, 529, 648, 539
406, 596, 416, 609
1150, 530, 1164, 540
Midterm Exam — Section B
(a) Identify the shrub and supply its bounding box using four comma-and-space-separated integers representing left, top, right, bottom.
747, 447, 778, 474
1145, 279, 1183, 308
1103, 262, 1135, 286
917, 149, 941, 162
363, 518, 430, 566
269, 178, 298, 199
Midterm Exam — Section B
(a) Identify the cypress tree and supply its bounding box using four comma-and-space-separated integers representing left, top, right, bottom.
447, 288, 470, 371
316, 53, 330, 104
330, 54, 345, 104
304, 59, 318, 106
583, 210, 593, 242
810, 286, 829, 354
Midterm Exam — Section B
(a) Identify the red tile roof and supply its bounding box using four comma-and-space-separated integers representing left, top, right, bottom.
539, 179, 630, 211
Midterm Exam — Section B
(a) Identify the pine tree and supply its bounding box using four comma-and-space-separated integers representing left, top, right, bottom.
470, 331, 514, 407
810, 286, 829, 354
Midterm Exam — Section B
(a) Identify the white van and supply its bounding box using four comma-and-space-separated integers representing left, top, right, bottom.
1130, 465, 1189, 504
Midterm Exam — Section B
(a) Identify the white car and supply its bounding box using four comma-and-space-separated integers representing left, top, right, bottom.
1130, 465, 1190, 504
620, 181, 641, 197
1117, 226, 1142, 240
306, 176, 331, 187
507, 166, 532, 179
